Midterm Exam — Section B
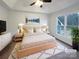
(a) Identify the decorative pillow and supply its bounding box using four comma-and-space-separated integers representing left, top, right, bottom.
28, 27, 34, 34
33, 26, 42, 33
23, 25, 33, 33
41, 25, 48, 32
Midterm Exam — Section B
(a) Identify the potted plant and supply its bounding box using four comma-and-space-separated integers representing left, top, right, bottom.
71, 27, 79, 51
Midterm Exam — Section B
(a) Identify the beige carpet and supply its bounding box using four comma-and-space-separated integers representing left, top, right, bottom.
8, 41, 69, 59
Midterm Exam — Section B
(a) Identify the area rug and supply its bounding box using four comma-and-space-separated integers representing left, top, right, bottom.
47, 51, 78, 59
8, 41, 69, 59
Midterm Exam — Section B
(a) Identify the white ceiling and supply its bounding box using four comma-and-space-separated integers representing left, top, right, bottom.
2, 0, 79, 13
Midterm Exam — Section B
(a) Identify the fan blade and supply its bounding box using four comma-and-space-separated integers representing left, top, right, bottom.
40, 5, 43, 8
30, 2, 36, 6
42, 0, 51, 2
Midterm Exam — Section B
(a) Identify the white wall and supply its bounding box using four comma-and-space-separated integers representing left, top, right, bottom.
48, 3, 79, 45
0, 4, 8, 20
0, 4, 8, 32
8, 11, 48, 34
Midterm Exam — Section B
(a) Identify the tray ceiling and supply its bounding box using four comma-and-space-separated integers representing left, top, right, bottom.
2, 0, 79, 13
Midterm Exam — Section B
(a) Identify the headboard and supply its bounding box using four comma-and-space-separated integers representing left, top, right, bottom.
22, 24, 48, 34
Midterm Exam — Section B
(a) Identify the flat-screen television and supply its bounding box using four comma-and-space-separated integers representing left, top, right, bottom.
0, 20, 6, 33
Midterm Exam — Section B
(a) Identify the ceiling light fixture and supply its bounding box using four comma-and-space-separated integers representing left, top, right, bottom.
35, 0, 43, 7
30, 0, 52, 8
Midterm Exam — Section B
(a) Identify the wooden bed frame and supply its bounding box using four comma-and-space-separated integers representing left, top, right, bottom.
16, 41, 56, 59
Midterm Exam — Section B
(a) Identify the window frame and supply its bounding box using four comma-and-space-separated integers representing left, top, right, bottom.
56, 16, 65, 36
56, 13, 79, 38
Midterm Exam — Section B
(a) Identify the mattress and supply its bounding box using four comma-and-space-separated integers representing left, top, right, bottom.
21, 33, 56, 49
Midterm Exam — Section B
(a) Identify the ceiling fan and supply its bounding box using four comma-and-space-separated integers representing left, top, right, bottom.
30, 0, 52, 8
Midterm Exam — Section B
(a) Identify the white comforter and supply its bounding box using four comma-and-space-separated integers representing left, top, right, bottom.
21, 33, 55, 49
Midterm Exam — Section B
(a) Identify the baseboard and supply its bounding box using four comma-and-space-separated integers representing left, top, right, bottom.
55, 37, 72, 47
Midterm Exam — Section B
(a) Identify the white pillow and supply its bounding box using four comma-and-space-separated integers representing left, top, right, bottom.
0, 33, 12, 51
34, 27, 43, 33
25, 25, 34, 33
41, 28, 47, 32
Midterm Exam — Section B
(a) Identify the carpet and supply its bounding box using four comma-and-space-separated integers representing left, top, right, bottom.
48, 51, 78, 59
8, 41, 73, 59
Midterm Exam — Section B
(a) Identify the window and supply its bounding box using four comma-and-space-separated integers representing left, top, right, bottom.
66, 13, 79, 38
56, 13, 79, 38
57, 16, 65, 35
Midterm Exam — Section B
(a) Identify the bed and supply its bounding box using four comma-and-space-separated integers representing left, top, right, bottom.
16, 24, 57, 58
21, 32, 56, 49
16, 32, 57, 58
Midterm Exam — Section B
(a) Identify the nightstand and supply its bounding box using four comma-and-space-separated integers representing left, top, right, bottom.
13, 32, 24, 42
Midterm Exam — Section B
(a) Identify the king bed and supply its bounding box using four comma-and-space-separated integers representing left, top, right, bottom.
16, 24, 57, 59
21, 32, 56, 49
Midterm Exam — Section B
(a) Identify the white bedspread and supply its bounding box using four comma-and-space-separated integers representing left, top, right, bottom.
21, 33, 56, 49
